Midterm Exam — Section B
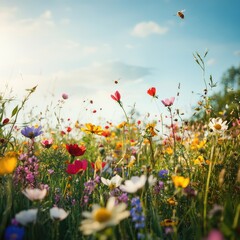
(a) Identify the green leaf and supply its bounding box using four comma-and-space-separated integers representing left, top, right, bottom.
11, 105, 18, 117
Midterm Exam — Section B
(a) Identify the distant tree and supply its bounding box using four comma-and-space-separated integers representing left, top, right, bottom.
210, 65, 240, 121
191, 63, 240, 123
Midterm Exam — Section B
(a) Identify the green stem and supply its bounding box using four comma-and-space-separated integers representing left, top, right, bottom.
148, 137, 155, 168
169, 107, 177, 169
0, 176, 13, 239
203, 145, 215, 234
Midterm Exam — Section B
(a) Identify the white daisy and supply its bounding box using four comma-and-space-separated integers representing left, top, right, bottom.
120, 175, 157, 193
148, 174, 157, 186
119, 175, 147, 193
22, 188, 47, 201
15, 209, 38, 226
50, 207, 69, 221
80, 197, 130, 235
208, 118, 228, 133
101, 175, 123, 190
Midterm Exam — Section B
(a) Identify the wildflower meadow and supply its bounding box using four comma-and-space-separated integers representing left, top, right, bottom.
0, 51, 240, 240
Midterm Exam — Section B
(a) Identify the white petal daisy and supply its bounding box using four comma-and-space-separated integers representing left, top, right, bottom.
101, 175, 123, 190
15, 209, 38, 226
22, 188, 47, 201
209, 118, 228, 134
120, 175, 147, 193
80, 197, 130, 235
50, 207, 69, 221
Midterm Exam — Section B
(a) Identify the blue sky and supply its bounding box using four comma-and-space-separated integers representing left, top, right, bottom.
0, 0, 239, 126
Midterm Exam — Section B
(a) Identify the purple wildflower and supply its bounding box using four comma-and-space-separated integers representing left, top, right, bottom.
21, 126, 43, 139
4, 225, 25, 240
158, 169, 168, 179
154, 181, 164, 194
130, 197, 145, 239
13, 154, 39, 188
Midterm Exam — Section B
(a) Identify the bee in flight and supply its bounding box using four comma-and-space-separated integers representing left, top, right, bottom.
176, 9, 185, 19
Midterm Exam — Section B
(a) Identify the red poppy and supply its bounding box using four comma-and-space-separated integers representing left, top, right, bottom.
101, 130, 111, 137
66, 127, 72, 133
66, 159, 88, 174
111, 91, 121, 102
66, 144, 86, 157
147, 87, 157, 98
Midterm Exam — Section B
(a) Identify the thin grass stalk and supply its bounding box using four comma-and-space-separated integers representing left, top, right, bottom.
203, 144, 215, 234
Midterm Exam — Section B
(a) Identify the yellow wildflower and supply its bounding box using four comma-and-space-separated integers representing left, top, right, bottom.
172, 175, 190, 188
115, 142, 123, 150
81, 123, 103, 135
117, 121, 127, 129
194, 155, 204, 165
94, 156, 103, 172
164, 147, 173, 155
0, 151, 18, 175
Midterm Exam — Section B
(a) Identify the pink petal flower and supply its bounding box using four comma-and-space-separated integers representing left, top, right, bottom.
111, 91, 121, 102
161, 97, 175, 107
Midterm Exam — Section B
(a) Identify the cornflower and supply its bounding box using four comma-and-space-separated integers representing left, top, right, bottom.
21, 126, 43, 139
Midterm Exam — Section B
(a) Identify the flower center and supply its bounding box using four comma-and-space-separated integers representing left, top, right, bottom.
214, 124, 222, 130
109, 183, 116, 190
94, 208, 112, 223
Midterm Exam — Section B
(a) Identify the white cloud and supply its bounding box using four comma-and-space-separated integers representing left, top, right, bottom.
0, 61, 152, 125
131, 21, 168, 37
0, 7, 55, 37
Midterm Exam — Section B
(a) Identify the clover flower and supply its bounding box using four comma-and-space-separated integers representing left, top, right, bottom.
80, 197, 130, 235
21, 126, 43, 139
